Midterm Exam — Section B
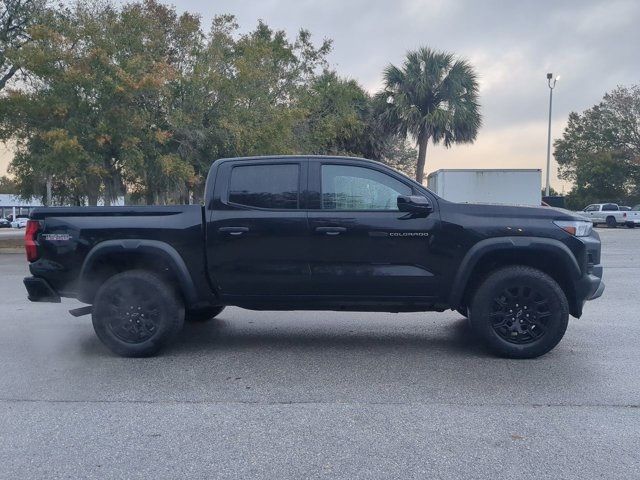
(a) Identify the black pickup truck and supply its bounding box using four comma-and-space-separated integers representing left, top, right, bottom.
23, 155, 604, 358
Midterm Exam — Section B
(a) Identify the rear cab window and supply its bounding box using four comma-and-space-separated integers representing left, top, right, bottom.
602, 204, 618, 211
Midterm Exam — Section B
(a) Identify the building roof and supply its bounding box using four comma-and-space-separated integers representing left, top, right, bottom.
0, 194, 42, 207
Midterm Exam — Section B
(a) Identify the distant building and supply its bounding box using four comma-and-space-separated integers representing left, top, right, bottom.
0, 194, 42, 219
0, 194, 126, 218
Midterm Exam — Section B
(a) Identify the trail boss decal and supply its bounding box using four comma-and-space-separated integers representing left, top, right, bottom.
42, 234, 72, 241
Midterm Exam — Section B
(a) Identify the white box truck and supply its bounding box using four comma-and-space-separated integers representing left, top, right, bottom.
426, 169, 542, 206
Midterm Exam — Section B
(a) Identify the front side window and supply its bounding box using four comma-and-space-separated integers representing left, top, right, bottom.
228, 164, 299, 209
584, 205, 597, 212
321, 164, 412, 210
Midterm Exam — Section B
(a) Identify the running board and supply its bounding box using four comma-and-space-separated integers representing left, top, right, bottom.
69, 306, 93, 317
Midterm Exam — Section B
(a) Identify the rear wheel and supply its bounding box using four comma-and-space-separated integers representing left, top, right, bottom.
185, 306, 225, 322
92, 270, 184, 357
469, 266, 569, 359
606, 216, 617, 228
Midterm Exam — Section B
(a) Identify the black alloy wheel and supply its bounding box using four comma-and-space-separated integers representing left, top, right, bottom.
92, 270, 184, 357
469, 265, 569, 359
489, 285, 551, 344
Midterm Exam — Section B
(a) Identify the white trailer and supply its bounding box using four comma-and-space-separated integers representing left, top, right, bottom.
426, 169, 542, 206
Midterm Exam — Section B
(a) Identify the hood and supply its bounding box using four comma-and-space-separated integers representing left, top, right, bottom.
443, 201, 584, 221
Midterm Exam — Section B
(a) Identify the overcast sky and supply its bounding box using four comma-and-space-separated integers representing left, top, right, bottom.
2, 0, 639, 190
175, 0, 640, 190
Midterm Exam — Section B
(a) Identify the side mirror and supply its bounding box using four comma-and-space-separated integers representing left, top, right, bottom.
397, 195, 433, 214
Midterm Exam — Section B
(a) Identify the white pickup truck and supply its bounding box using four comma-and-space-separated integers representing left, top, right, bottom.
577, 203, 640, 228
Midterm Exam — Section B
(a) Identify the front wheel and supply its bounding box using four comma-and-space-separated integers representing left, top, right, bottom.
92, 270, 185, 357
469, 266, 569, 359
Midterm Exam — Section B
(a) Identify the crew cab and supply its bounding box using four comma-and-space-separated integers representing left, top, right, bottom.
577, 203, 638, 228
23, 156, 604, 358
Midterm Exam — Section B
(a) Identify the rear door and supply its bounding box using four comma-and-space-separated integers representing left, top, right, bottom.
306, 160, 442, 299
206, 159, 311, 297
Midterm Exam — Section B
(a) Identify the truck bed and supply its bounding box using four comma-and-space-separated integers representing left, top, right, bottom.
28, 205, 213, 305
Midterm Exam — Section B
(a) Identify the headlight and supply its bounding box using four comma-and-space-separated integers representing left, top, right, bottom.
553, 220, 592, 236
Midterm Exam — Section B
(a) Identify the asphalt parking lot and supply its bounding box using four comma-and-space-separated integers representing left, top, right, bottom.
0, 228, 639, 479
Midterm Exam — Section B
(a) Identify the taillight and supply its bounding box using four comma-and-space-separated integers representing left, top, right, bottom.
623, 212, 627, 218
25, 220, 41, 262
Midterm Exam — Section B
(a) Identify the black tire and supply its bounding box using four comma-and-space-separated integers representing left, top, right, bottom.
606, 216, 617, 228
468, 266, 569, 359
185, 305, 225, 322
92, 270, 185, 357
627, 222, 636, 229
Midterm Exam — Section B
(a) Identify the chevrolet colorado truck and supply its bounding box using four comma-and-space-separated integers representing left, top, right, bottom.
23, 156, 604, 358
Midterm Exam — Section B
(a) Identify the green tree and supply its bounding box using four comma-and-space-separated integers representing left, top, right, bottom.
554, 85, 640, 197
0, 175, 18, 193
0, 0, 48, 90
563, 151, 634, 210
377, 47, 481, 183
0, 0, 203, 205
296, 70, 383, 158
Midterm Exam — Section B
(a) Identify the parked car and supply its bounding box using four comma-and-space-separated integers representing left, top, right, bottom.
576, 203, 635, 228
619, 206, 631, 211
23, 155, 604, 359
0, 218, 11, 228
625, 207, 640, 228
11, 217, 29, 228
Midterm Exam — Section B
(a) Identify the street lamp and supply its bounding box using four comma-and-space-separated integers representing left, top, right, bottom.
545, 72, 558, 197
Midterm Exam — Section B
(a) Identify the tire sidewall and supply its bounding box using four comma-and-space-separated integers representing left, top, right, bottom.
92, 270, 185, 357
469, 266, 569, 359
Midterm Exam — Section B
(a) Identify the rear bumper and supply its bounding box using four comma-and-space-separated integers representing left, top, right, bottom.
24, 276, 61, 303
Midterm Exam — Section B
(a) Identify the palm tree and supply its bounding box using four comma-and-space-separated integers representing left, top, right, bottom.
377, 47, 481, 183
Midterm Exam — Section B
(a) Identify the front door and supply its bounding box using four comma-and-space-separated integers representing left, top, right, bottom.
307, 162, 442, 299
206, 159, 310, 297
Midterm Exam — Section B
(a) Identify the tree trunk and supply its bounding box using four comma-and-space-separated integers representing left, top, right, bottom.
87, 194, 98, 206
415, 133, 429, 184
46, 176, 52, 206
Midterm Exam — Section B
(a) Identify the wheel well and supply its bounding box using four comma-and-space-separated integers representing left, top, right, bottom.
79, 251, 184, 304
459, 249, 577, 315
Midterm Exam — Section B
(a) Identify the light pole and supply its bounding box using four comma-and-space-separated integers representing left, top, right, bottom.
545, 72, 558, 197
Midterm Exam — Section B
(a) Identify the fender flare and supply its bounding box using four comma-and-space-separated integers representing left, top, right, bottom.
448, 236, 581, 308
78, 239, 199, 305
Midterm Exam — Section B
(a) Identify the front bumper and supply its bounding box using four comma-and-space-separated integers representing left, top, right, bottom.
586, 264, 605, 300
24, 276, 61, 303
575, 263, 604, 302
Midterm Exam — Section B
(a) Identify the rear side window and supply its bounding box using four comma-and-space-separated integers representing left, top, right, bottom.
228, 164, 299, 209
602, 203, 618, 211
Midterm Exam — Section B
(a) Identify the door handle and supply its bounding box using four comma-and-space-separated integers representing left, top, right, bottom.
218, 226, 249, 236
315, 226, 346, 236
